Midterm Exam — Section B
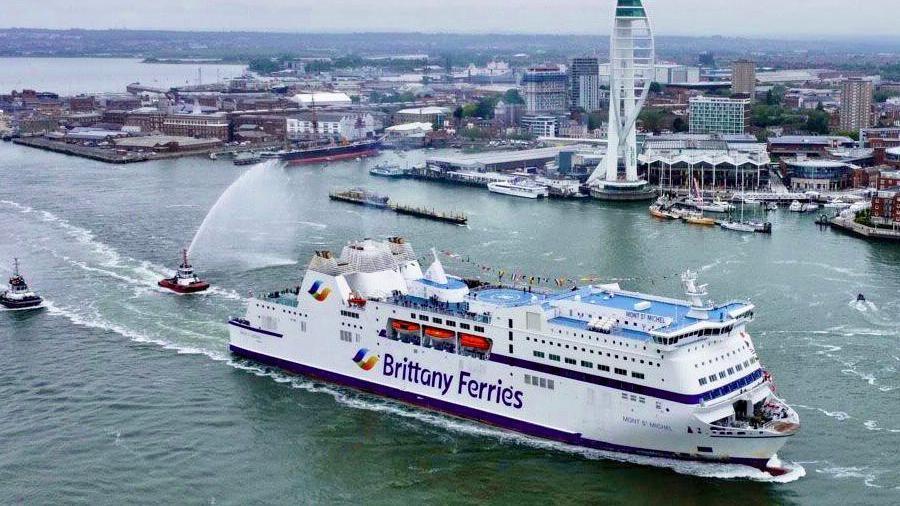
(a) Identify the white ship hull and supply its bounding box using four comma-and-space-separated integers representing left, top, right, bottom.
228, 239, 798, 473
488, 182, 549, 199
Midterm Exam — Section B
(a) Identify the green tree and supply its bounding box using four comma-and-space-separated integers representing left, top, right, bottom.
804, 106, 831, 135
639, 108, 666, 134
672, 116, 688, 133
502, 89, 525, 104
649, 82, 664, 94
248, 57, 280, 74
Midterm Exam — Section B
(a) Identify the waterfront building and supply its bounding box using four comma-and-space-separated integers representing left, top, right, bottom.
521, 115, 559, 138
521, 65, 569, 114
871, 171, 900, 228
767, 135, 855, 159
426, 146, 573, 173
286, 112, 376, 141
689, 96, 751, 135
291, 92, 353, 108
587, 0, 656, 200
493, 100, 525, 128
161, 113, 230, 140
782, 157, 853, 191
570, 57, 602, 112
730, 60, 756, 98
654, 63, 701, 84
839, 78, 874, 133
640, 135, 770, 190
394, 106, 451, 126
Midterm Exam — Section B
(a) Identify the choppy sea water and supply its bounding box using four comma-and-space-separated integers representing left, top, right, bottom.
1, 140, 898, 503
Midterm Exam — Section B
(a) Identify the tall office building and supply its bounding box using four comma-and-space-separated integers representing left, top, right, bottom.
521, 65, 569, 114
689, 96, 752, 135
731, 59, 757, 98
839, 78, 874, 133
569, 57, 601, 112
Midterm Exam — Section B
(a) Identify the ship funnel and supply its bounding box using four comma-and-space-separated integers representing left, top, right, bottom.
425, 248, 448, 285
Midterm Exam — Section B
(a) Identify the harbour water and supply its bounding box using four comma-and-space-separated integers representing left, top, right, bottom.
1, 62, 899, 504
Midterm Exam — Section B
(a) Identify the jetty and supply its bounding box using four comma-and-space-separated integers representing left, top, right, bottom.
828, 216, 900, 242
329, 188, 467, 225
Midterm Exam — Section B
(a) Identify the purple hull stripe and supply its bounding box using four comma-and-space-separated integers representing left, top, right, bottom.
228, 321, 283, 338
489, 352, 763, 405
229, 344, 773, 471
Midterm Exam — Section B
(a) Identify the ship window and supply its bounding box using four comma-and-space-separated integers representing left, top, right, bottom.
632, 372, 645, 380
446, 321, 456, 327
301, 321, 307, 332
697, 446, 714, 454
433, 317, 442, 324
615, 368, 627, 376
598, 365, 610, 372
581, 361, 593, 368
410, 313, 416, 318
539, 377, 547, 388
699, 377, 708, 386
460, 323, 470, 330
708, 375, 716, 382
735, 364, 743, 372
509, 344, 514, 354
549, 354, 560, 362
533, 351, 545, 358
474, 326, 484, 332
547, 379, 554, 390
718, 371, 727, 379
565, 358, 576, 365
727, 367, 735, 376
339, 330, 353, 342
419, 315, 428, 321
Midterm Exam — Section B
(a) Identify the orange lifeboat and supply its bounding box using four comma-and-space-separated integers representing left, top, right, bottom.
424, 327, 455, 340
391, 320, 420, 333
460, 334, 491, 351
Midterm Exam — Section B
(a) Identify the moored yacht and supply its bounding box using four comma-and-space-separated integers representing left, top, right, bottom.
1, 258, 44, 311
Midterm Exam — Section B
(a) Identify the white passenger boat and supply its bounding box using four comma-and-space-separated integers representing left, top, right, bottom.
229, 237, 800, 475
488, 179, 550, 199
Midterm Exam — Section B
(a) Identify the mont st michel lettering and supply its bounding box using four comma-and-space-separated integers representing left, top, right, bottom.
382, 353, 524, 409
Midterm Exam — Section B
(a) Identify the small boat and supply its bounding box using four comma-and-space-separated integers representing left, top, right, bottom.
649, 205, 677, 219
459, 334, 491, 351
697, 198, 734, 213
209, 152, 218, 160
369, 164, 407, 177
766, 202, 778, 211
1, 258, 45, 311
802, 203, 820, 213
857, 293, 866, 302
747, 220, 773, 234
233, 152, 261, 166
391, 320, 421, 333
720, 220, 757, 233
824, 201, 851, 209
789, 200, 803, 212
424, 327, 455, 340
158, 250, 210, 294
684, 212, 717, 226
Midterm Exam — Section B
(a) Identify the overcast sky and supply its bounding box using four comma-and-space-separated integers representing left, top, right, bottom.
3, 0, 897, 37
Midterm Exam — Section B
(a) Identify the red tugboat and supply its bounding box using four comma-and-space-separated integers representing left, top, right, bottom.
158, 249, 210, 294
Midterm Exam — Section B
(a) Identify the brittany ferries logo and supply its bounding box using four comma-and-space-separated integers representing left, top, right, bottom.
308, 280, 331, 302
352, 349, 380, 371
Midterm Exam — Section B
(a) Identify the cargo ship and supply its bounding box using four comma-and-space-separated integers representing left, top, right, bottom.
228, 237, 799, 475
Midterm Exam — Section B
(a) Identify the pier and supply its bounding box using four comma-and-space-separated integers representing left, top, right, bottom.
828, 216, 900, 242
329, 188, 467, 225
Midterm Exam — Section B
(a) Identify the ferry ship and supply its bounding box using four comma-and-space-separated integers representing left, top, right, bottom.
228, 237, 799, 474
488, 179, 550, 199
